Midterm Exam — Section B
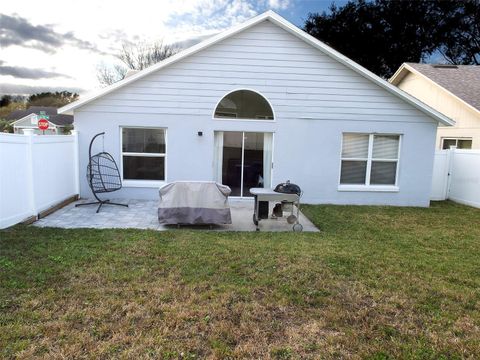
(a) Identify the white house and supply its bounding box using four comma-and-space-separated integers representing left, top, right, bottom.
59, 11, 453, 206
8, 106, 73, 135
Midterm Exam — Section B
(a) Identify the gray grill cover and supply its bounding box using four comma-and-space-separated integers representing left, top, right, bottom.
158, 181, 232, 225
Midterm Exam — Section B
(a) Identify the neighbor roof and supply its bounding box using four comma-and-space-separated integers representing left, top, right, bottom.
59, 11, 454, 126
390, 63, 480, 114
6, 106, 57, 121
8, 106, 73, 126
46, 114, 74, 126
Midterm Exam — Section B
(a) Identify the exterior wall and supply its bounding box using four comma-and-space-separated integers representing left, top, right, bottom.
74, 20, 438, 206
397, 72, 480, 149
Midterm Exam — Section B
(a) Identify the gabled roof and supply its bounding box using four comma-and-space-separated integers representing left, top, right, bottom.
59, 11, 454, 126
45, 114, 74, 126
6, 106, 57, 120
9, 107, 73, 126
390, 63, 480, 115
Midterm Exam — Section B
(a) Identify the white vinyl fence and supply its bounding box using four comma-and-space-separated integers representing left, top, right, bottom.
0, 130, 79, 229
431, 148, 480, 208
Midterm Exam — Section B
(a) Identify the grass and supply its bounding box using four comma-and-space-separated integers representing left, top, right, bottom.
1, 201, 479, 359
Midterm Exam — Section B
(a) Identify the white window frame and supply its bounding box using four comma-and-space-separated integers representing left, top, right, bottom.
338, 133, 401, 192
120, 126, 167, 188
440, 137, 472, 150
213, 130, 275, 198
212, 88, 276, 122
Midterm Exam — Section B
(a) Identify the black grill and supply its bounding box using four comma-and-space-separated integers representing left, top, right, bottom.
274, 180, 301, 196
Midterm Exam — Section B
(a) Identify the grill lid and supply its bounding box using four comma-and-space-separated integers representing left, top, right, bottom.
274, 180, 301, 196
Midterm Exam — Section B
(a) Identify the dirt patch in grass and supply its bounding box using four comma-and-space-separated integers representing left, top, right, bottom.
1, 201, 479, 358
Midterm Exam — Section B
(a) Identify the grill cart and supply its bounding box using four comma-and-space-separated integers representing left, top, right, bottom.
250, 183, 303, 232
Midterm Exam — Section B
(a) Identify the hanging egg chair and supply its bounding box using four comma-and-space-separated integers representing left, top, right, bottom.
75, 132, 128, 213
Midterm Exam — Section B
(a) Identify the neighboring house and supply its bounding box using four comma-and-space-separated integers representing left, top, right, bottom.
7, 106, 73, 135
390, 63, 480, 149
59, 11, 453, 206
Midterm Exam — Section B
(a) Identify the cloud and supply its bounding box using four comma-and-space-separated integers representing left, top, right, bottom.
0, 0, 296, 94
0, 83, 83, 96
96, 1, 265, 55
163, 0, 294, 39
0, 60, 70, 79
165, 0, 259, 32
173, 33, 216, 49
0, 14, 100, 53
267, 0, 292, 10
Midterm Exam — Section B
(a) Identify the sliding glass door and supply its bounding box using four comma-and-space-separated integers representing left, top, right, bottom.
214, 131, 273, 197
221, 132, 243, 196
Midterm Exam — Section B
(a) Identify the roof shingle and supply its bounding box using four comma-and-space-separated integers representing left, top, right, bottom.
405, 63, 480, 112
6, 106, 73, 126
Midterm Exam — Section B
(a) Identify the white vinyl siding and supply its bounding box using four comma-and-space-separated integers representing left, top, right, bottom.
79, 21, 433, 126
339, 133, 400, 191
396, 71, 480, 149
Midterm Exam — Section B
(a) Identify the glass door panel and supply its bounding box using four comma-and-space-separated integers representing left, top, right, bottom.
221, 131, 243, 196
243, 132, 264, 196
217, 131, 272, 197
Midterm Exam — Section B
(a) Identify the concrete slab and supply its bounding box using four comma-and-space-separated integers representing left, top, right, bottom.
34, 198, 319, 232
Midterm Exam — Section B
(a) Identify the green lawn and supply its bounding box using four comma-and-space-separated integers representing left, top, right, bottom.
1, 201, 479, 359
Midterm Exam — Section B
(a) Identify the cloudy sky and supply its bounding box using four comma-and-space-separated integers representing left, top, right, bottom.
0, 0, 345, 96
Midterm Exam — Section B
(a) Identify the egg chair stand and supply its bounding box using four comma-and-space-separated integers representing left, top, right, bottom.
75, 132, 128, 213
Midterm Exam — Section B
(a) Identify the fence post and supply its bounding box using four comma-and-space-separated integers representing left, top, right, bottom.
445, 146, 456, 199
23, 129, 37, 218
71, 130, 80, 196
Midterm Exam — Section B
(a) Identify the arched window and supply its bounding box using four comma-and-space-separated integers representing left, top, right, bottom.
214, 90, 274, 120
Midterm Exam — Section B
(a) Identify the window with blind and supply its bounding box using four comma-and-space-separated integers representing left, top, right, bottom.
121, 128, 166, 181
340, 133, 400, 187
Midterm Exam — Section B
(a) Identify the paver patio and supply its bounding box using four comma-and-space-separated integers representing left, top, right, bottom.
34, 198, 319, 232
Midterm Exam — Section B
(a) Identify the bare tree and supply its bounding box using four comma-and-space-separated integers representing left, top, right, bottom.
97, 64, 127, 87
119, 41, 178, 70
97, 41, 179, 86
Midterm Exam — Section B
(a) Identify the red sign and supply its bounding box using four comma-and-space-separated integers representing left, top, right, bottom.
38, 118, 49, 130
